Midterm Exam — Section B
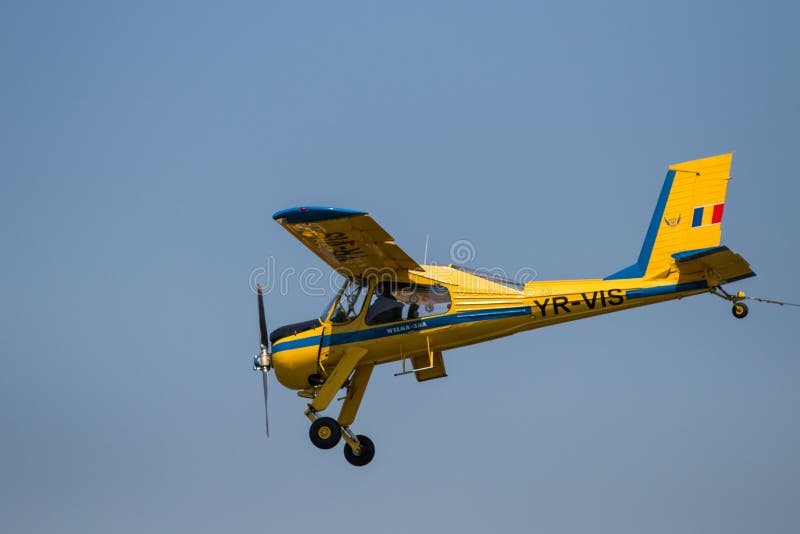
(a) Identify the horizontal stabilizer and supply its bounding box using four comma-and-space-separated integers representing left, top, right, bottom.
672, 246, 755, 285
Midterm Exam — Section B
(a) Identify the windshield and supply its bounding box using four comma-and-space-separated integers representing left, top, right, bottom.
322, 278, 369, 324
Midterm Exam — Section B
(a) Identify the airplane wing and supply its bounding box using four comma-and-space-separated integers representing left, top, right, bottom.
672, 245, 756, 284
273, 206, 422, 279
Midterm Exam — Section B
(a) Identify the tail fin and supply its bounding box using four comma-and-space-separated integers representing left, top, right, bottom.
606, 153, 733, 280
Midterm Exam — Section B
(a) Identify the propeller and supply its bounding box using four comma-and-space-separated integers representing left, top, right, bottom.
253, 283, 271, 438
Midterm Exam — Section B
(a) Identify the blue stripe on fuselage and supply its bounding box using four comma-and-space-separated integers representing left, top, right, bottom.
271, 306, 532, 353
626, 280, 708, 299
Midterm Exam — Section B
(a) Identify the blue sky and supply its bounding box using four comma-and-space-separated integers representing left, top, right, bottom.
2, 1, 798, 533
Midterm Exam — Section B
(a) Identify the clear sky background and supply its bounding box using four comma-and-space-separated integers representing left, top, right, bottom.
2, 1, 799, 533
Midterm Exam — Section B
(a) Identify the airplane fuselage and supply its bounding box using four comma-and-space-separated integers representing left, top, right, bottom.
270, 264, 709, 390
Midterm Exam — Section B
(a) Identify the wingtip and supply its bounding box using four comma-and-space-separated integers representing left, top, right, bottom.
272, 206, 367, 223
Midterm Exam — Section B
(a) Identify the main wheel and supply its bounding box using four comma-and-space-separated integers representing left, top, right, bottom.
309, 417, 341, 449
344, 434, 375, 467
732, 302, 749, 319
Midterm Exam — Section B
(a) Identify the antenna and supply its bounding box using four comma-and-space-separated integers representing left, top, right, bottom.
423, 235, 430, 265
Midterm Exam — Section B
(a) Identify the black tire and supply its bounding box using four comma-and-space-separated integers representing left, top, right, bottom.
344, 434, 375, 467
732, 302, 749, 319
309, 417, 341, 449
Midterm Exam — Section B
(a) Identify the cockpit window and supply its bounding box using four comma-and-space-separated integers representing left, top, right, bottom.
327, 279, 369, 324
365, 282, 451, 325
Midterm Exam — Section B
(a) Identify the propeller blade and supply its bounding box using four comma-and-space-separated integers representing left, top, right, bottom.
257, 283, 269, 351
255, 283, 271, 438
261, 370, 270, 438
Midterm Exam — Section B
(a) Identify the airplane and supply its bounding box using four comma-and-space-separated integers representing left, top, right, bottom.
253, 153, 755, 467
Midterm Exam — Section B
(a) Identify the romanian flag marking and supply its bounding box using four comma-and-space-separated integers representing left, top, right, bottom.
692, 203, 725, 228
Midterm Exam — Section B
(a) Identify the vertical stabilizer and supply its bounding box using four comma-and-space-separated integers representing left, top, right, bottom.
606, 153, 733, 280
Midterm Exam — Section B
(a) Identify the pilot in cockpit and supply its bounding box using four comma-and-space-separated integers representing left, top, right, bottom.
365, 282, 405, 324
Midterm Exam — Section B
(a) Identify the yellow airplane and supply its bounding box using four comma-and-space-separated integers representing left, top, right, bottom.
253, 153, 754, 467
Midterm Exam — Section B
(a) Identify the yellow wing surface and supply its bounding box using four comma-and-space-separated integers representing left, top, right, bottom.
273, 207, 421, 279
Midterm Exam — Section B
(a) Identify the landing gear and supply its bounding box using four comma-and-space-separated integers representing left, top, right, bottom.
712, 287, 750, 319
303, 360, 377, 465
306, 409, 376, 466
309, 417, 341, 449
732, 302, 749, 319
343, 434, 375, 467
